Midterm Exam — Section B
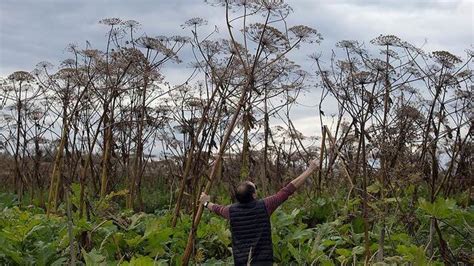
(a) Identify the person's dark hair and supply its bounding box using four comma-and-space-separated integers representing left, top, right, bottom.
235, 181, 256, 203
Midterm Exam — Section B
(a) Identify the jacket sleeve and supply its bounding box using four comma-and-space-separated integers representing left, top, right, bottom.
210, 204, 230, 220
263, 183, 297, 215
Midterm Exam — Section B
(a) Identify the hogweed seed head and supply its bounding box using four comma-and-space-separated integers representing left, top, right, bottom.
370, 34, 402, 46
122, 20, 140, 30
99, 18, 122, 26
36, 61, 53, 70
432, 51, 462, 68
182, 17, 208, 28
8, 71, 35, 82
289, 25, 322, 44
336, 40, 359, 49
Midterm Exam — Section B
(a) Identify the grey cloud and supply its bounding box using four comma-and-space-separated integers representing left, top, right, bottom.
304, 0, 463, 10
1, 0, 471, 76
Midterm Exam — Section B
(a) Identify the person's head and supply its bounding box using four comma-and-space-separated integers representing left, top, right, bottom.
235, 181, 257, 203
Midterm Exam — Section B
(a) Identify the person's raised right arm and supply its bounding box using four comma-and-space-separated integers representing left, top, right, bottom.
199, 192, 230, 220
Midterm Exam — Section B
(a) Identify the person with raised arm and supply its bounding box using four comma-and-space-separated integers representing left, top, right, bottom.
199, 159, 319, 265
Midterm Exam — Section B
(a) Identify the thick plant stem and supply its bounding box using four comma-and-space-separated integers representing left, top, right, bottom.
171, 85, 221, 227
127, 75, 148, 210
79, 113, 104, 218
317, 126, 326, 191
361, 123, 371, 263
78, 156, 89, 218
47, 124, 68, 215
263, 91, 271, 192
65, 190, 76, 265
100, 124, 112, 199
240, 104, 250, 179
13, 90, 23, 202
100, 97, 116, 199
378, 44, 391, 262
33, 126, 44, 208
324, 126, 354, 192
181, 86, 248, 265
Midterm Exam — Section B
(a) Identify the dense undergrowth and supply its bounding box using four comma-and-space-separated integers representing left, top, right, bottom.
0, 184, 472, 265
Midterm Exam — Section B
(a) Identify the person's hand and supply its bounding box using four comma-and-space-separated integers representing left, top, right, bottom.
309, 159, 319, 171
199, 192, 210, 204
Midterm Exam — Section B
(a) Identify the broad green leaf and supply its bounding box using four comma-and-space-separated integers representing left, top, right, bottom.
144, 227, 173, 256
367, 181, 380, 193
128, 255, 155, 266
396, 244, 427, 264
336, 248, 351, 258
126, 234, 143, 248
321, 239, 337, 247
418, 197, 457, 219
82, 248, 106, 266
352, 245, 365, 255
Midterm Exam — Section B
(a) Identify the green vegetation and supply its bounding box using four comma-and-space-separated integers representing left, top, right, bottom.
0, 185, 472, 265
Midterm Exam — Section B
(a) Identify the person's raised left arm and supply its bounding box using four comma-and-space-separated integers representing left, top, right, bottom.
264, 159, 319, 215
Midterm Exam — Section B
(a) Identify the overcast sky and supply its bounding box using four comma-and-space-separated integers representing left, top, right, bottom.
0, 0, 472, 137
